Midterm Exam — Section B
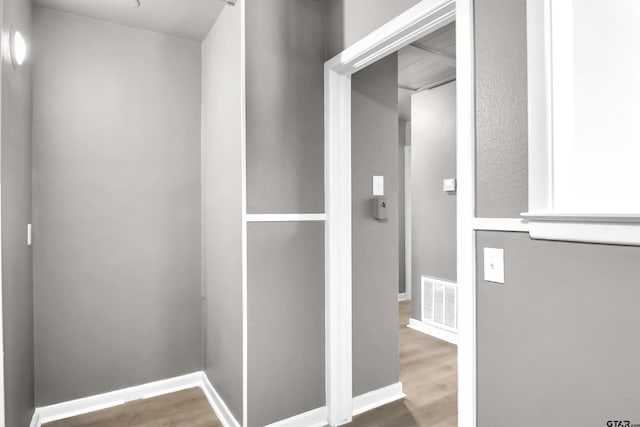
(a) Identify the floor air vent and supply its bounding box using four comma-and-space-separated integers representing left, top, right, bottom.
421, 276, 457, 332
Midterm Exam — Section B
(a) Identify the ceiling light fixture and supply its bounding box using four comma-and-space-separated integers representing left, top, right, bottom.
9, 26, 27, 70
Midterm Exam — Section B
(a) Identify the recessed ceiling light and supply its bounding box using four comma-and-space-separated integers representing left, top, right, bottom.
10, 26, 27, 70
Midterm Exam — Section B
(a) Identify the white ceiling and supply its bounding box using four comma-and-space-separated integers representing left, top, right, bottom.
398, 22, 456, 122
34, 0, 226, 41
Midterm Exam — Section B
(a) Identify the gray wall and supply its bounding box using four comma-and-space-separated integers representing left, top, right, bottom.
245, 0, 325, 214
32, 8, 202, 405
475, 0, 640, 424
2, 0, 34, 425
476, 232, 640, 425
351, 54, 400, 396
245, 1, 327, 425
410, 83, 457, 318
247, 222, 325, 427
475, 0, 528, 217
201, 4, 243, 422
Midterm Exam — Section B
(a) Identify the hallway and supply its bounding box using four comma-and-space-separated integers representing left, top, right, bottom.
348, 301, 457, 426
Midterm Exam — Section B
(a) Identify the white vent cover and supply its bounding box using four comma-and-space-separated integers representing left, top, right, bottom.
422, 276, 457, 331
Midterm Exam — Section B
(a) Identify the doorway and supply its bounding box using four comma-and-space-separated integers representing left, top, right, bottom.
323, 1, 476, 426
348, 19, 458, 426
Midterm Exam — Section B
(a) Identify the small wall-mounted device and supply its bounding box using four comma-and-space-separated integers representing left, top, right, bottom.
443, 178, 457, 192
374, 197, 388, 222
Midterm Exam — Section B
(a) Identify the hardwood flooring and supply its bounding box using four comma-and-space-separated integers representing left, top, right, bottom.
43, 301, 455, 427
43, 387, 222, 427
347, 301, 458, 427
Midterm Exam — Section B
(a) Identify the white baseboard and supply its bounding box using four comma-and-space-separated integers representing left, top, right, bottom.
408, 318, 458, 345
29, 411, 40, 427
31, 374, 403, 427
352, 382, 405, 417
30, 372, 240, 427
263, 382, 405, 427
200, 372, 242, 427
398, 292, 409, 302
33, 372, 202, 425
264, 406, 328, 427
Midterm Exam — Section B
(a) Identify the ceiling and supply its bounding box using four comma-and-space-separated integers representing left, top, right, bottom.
34, 0, 226, 41
398, 22, 456, 122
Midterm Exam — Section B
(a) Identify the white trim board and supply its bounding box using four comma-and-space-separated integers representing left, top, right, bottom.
398, 292, 409, 302
0, 2, 5, 419
404, 145, 412, 301
324, 0, 475, 425
456, 1, 478, 425
325, 1, 455, 74
472, 217, 530, 233
527, 220, 640, 246
29, 412, 40, 427
265, 382, 404, 427
474, 215, 640, 245
408, 318, 458, 346
521, 212, 640, 246
264, 407, 328, 427
30, 372, 240, 427
200, 373, 242, 427
526, 0, 554, 214
352, 382, 405, 417
34, 373, 202, 425
246, 213, 326, 223
0, 185, 4, 427
324, 49, 354, 427
239, 0, 248, 425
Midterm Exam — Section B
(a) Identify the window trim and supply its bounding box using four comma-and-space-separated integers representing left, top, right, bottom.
523, 0, 640, 245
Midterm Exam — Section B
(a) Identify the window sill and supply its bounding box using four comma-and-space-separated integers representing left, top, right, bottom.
520, 213, 640, 246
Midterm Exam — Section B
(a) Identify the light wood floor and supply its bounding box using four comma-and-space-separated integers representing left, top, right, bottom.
44, 302, 455, 427
347, 301, 458, 427
43, 387, 222, 427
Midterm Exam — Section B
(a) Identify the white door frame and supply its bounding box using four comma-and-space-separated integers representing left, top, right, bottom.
404, 144, 411, 302
324, 0, 476, 425
0, 0, 6, 423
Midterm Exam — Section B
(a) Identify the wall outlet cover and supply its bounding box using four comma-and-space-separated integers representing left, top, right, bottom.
483, 247, 504, 283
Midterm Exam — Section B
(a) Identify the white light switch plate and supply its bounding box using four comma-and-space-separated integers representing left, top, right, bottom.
373, 175, 384, 196
483, 247, 504, 283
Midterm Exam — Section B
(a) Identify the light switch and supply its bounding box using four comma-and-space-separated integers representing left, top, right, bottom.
443, 178, 456, 192
483, 247, 504, 283
373, 175, 384, 196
